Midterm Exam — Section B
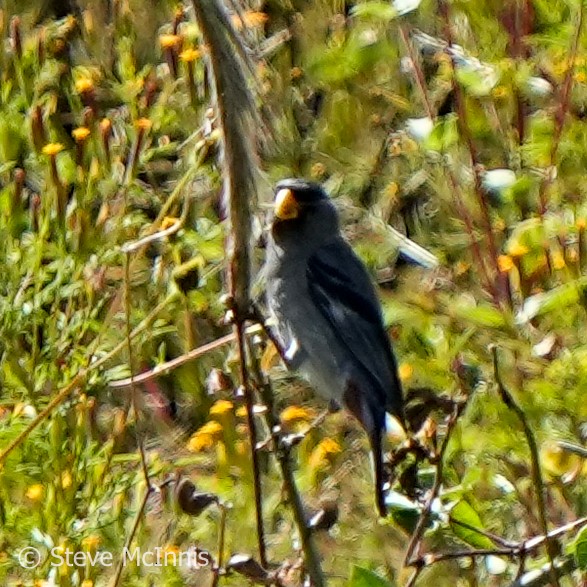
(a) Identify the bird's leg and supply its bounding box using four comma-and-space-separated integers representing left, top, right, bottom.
248, 301, 296, 369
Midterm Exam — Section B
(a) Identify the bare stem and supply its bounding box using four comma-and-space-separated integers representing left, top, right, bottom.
398, 24, 497, 303
109, 487, 152, 587
236, 319, 267, 567
404, 401, 464, 567
438, 0, 505, 306
211, 504, 228, 587
247, 335, 325, 587
124, 251, 151, 488
537, 1, 584, 216
491, 346, 560, 587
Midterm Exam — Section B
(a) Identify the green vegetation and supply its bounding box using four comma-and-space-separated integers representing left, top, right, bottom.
0, 0, 587, 586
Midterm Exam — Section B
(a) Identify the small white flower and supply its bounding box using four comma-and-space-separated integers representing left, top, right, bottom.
406, 117, 434, 141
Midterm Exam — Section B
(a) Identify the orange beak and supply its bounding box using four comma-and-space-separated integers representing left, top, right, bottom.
274, 188, 299, 220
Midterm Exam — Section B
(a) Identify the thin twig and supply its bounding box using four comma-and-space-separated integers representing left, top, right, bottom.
120, 196, 189, 253
404, 402, 463, 567
247, 336, 325, 587
211, 504, 228, 587
398, 24, 434, 120
108, 323, 263, 388
0, 292, 178, 465
491, 346, 560, 587
448, 516, 518, 549
538, 1, 584, 216
408, 514, 587, 580
109, 487, 152, 587
437, 0, 504, 306
398, 25, 497, 301
236, 319, 267, 567
124, 251, 151, 487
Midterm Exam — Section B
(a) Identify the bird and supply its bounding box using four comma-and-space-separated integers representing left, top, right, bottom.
264, 178, 404, 516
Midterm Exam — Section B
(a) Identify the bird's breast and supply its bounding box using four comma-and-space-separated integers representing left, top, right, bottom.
266, 265, 349, 404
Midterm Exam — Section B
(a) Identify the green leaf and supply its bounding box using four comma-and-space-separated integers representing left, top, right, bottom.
455, 67, 497, 96
452, 302, 507, 329
449, 501, 495, 549
348, 565, 395, 587
386, 491, 422, 534
574, 524, 587, 570
424, 115, 459, 152
350, 2, 397, 21
517, 278, 587, 323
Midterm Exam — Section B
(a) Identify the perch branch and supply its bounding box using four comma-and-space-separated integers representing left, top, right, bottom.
246, 336, 326, 587
191, 0, 266, 567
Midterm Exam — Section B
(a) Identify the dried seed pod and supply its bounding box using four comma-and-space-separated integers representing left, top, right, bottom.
175, 478, 218, 516
226, 554, 271, 583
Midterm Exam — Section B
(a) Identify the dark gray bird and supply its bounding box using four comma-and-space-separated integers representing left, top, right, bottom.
264, 178, 404, 516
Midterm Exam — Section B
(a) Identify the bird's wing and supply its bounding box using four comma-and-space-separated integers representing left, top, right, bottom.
306, 239, 403, 419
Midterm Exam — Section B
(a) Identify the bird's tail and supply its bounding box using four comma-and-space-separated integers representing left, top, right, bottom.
369, 425, 387, 517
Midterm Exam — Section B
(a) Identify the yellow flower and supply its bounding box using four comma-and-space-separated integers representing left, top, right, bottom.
100, 118, 112, 133
61, 470, 72, 489
508, 243, 529, 258
398, 363, 413, 382
551, 250, 566, 270
290, 66, 303, 80
81, 535, 100, 550
494, 218, 506, 231
42, 143, 64, 156
492, 85, 508, 99
308, 438, 341, 472
163, 544, 180, 555
160, 216, 179, 230
498, 255, 514, 273
577, 218, 586, 229
210, 399, 234, 416
135, 118, 152, 131
81, 580, 94, 587
235, 440, 247, 456
389, 140, 402, 157
231, 11, 269, 30
236, 406, 248, 418
180, 48, 200, 62
72, 126, 91, 142
26, 484, 44, 501
385, 181, 399, 200
318, 438, 342, 456
75, 78, 94, 94
187, 420, 223, 452
280, 405, 314, 424
553, 60, 569, 77
454, 261, 470, 276
159, 34, 182, 49
574, 71, 587, 83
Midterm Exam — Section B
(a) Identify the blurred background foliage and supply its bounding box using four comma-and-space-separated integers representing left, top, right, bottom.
0, 0, 587, 585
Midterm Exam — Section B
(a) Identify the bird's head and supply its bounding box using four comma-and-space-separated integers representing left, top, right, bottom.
270, 179, 339, 244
